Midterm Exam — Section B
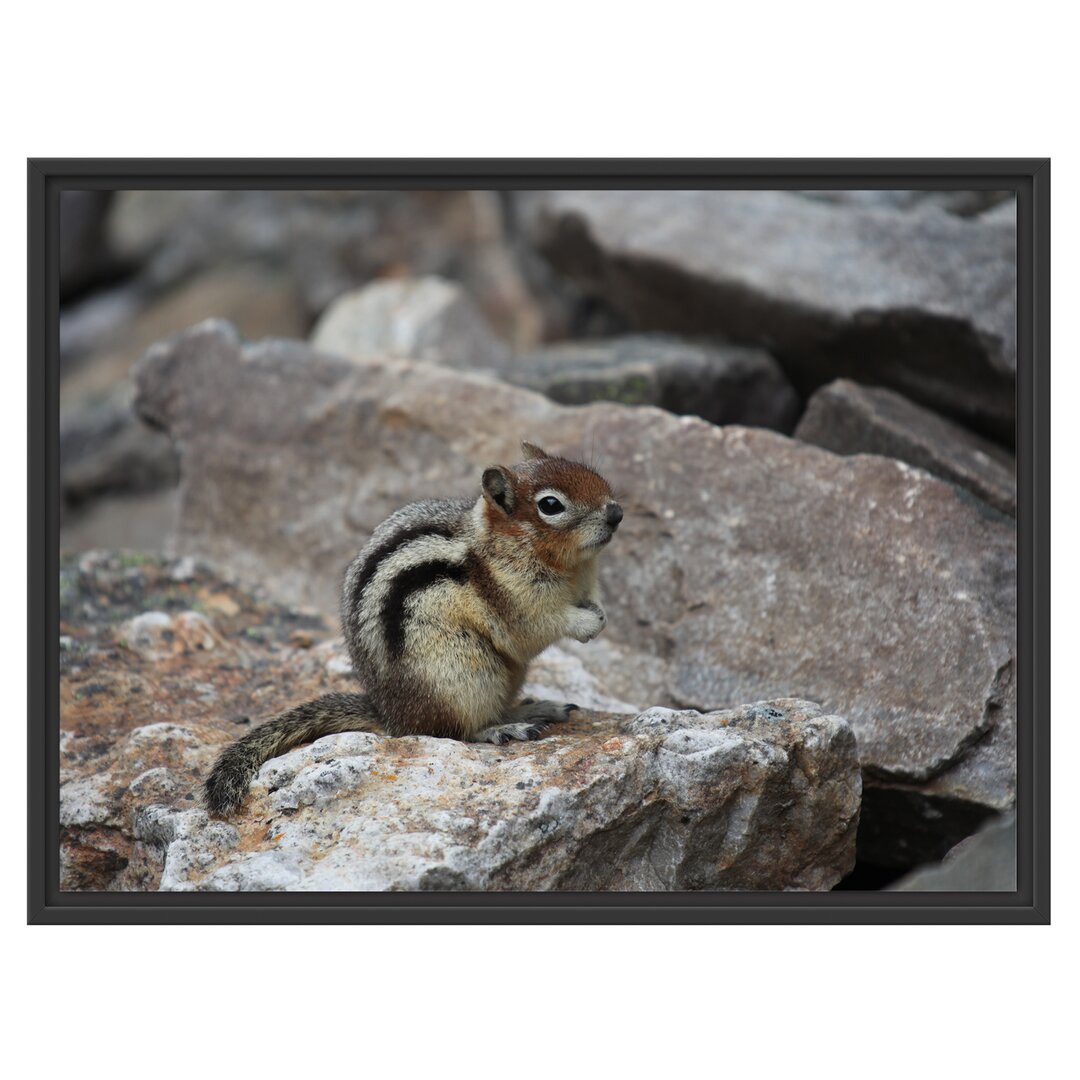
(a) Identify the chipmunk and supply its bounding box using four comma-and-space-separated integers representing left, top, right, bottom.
203, 442, 623, 814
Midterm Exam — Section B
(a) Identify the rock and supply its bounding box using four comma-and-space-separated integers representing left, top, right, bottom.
118, 609, 228, 660
59, 552, 335, 890
146, 699, 858, 892
312, 279, 798, 430
60, 489, 180, 554
60, 281, 146, 369
503, 192, 631, 342
524, 645, 638, 714
510, 335, 800, 431
795, 190, 1014, 218
60, 264, 307, 412
133, 321, 1016, 868
60, 720, 214, 891
979, 198, 1017, 227
60, 553, 859, 892
794, 379, 1016, 515
60, 190, 120, 299
59, 265, 308, 526
61, 399, 179, 507
526, 190, 1016, 442
106, 190, 545, 347
311, 276, 511, 369
890, 812, 1016, 891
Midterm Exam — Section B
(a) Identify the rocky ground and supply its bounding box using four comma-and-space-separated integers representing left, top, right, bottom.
58, 188, 1018, 892
61, 553, 859, 891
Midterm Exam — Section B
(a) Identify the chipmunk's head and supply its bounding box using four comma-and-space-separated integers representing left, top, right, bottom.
480, 442, 623, 570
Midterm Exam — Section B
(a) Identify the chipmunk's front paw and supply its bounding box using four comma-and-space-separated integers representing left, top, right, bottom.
568, 601, 606, 643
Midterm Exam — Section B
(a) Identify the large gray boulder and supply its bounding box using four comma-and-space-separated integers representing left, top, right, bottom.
525, 190, 1017, 441
795, 378, 1016, 516
133, 321, 1016, 867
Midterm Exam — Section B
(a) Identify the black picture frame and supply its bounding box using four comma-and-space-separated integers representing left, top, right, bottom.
29, 158, 1050, 924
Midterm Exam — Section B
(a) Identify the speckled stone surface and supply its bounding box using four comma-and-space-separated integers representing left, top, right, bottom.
140, 699, 859, 893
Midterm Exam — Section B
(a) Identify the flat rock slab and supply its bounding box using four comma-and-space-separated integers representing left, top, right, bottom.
143, 699, 859, 892
526, 190, 1016, 441
795, 379, 1016, 516
133, 321, 1016, 867
59, 553, 858, 892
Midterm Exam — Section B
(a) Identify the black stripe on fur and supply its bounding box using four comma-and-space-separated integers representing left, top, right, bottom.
350, 522, 455, 616
381, 559, 467, 658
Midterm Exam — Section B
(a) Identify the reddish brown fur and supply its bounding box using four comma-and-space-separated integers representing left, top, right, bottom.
483, 454, 613, 574
464, 551, 514, 624
483, 501, 528, 541
527, 455, 613, 506
376, 674, 471, 739
529, 523, 585, 573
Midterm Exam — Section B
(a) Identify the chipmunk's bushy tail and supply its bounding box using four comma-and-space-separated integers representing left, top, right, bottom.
203, 692, 384, 815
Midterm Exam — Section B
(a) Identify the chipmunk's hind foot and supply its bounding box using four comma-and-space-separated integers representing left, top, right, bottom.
475, 700, 579, 745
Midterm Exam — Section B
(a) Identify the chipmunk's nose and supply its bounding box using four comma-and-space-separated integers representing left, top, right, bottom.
605, 502, 624, 528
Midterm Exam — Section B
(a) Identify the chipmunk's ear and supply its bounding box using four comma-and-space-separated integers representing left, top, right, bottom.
482, 466, 516, 515
521, 442, 549, 461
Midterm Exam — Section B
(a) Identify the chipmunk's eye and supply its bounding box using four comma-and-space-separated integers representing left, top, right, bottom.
537, 495, 566, 516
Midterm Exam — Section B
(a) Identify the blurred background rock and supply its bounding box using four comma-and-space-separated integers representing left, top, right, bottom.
61, 189, 616, 543
57, 186, 1018, 891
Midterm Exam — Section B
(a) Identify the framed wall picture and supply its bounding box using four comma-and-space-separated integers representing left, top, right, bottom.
29, 158, 1049, 923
